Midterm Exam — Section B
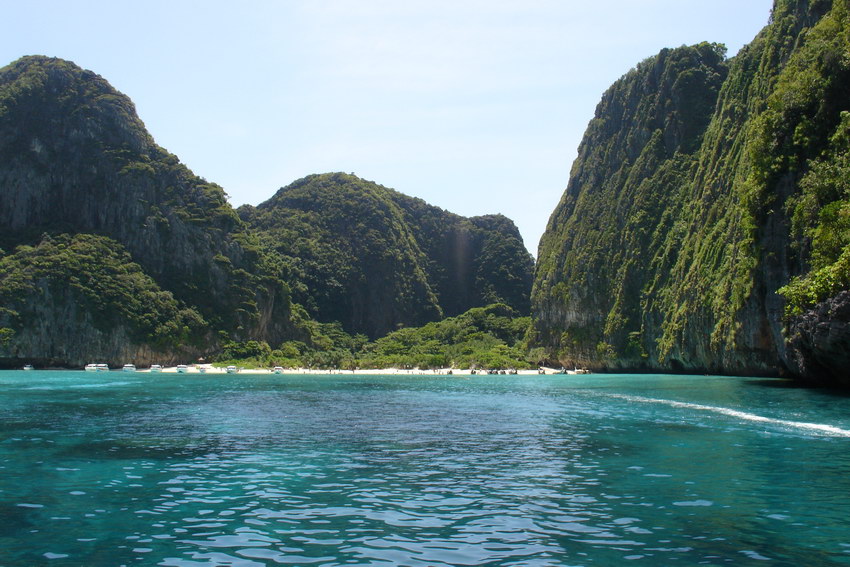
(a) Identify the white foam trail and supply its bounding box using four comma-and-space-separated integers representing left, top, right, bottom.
75, 381, 134, 388
607, 394, 850, 437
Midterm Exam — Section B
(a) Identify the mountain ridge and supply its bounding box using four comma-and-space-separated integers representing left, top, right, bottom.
0, 56, 533, 365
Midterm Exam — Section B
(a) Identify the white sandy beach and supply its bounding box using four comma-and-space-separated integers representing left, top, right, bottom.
143, 365, 583, 376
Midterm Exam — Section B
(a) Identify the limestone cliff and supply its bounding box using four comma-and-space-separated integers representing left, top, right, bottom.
533, 0, 850, 383
0, 56, 293, 365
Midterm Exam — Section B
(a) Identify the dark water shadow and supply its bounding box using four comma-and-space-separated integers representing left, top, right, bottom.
0, 502, 35, 536
746, 377, 850, 398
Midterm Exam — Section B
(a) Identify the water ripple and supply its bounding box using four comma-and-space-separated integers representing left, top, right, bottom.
2, 373, 850, 565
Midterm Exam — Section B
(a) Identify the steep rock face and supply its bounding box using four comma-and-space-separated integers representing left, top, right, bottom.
785, 291, 850, 386
389, 191, 534, 318
240, 173, 534, 338
0, 56, 293, 360
534, 42, 730, 371
533, 0, 850, 382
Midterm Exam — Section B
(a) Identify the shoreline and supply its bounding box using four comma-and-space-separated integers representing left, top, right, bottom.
15, 365, 586, 376
142, 365, 583, 376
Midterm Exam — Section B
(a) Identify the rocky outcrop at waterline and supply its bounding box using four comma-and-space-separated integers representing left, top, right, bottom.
784, 290, 850, 387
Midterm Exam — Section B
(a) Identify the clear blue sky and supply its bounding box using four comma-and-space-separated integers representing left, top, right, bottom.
2, 0, 773, 254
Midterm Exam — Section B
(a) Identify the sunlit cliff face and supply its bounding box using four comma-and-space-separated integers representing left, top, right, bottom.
531, 2, 850, 383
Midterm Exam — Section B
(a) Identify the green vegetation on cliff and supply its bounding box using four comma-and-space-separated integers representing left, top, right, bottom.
765, 2, 850, 314
534, 41, 730, 370
213, 303, 535, 371
239, 173, 442, 338
0, 56, 294, 344
779, 111, 850, 313
0, 56, 301, 364
0, 234, 205, 349
533, 0, 850, 382
0, 57, 534, 367
240, 173, 534, 338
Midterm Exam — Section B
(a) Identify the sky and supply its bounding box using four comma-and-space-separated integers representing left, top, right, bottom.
1, 0, 774, 255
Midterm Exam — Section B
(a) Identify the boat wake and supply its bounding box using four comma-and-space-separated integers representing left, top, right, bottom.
607, 394, 850, 438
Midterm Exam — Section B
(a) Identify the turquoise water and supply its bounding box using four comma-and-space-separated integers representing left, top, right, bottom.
1, 372, 850, 566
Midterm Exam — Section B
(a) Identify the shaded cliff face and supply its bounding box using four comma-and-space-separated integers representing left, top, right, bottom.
534, 0, 850, 382
389, 190, 534, 318
0, 56, 293, 364
240, 173, 534, 338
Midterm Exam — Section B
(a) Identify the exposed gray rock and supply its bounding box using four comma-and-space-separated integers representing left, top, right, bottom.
785, 291, 850, 386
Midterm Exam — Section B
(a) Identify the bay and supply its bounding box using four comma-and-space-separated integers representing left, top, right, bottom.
1, 371, 849, 566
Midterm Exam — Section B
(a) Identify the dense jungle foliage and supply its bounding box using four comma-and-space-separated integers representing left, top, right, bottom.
534, 41, 730, 369
213, 303, 537, 371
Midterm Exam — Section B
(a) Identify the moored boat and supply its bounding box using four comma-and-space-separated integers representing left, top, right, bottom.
273, 366, 283, 374
23, 364, 34, 371
226, 365, 238, 374
149, 364, 162, 373
176, 364, 189, 373
122, 364, 136, 372
84, 363, 98, 372
96, 363, 109, 372
198, 367, 207, 374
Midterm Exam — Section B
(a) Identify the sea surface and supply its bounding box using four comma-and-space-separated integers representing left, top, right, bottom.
1, 371, 849, 566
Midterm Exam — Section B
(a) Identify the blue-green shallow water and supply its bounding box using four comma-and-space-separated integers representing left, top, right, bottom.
1, 372, 850, 566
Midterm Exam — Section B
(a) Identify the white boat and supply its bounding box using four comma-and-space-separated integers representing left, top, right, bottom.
225, 365, 238, 374
122, 364, 136, 372
176, 364, 189, 373
84, 363, 98, 372
198, 367, 207, 374
96, 363, 109, 372
273, 366, 283, 374
23, 364, 34, 371
149, 364, 162, 373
